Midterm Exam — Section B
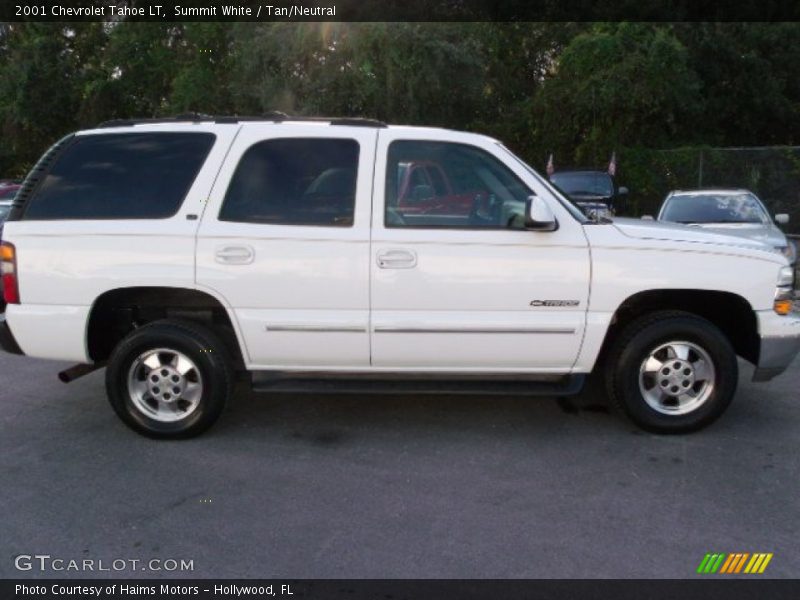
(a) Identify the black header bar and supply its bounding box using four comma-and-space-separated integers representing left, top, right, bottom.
2, 0, 800, 22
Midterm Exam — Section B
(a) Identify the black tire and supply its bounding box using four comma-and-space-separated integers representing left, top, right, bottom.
105, 319, 233, 439
605, 311, 738, 433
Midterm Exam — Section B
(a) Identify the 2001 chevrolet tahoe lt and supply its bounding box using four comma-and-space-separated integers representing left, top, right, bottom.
1, 115, 798, 438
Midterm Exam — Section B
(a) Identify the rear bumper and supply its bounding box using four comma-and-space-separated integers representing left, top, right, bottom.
0, 312, 23, 355
3, 303, 90, 362
753, 310, 800, 381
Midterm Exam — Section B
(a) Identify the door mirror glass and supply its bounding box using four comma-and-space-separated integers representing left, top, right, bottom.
775, 213, 789, 225
525, 196, 557, 231
618, 186, 629, 196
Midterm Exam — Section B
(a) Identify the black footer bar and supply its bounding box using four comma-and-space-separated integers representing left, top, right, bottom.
3, 579, 799, 600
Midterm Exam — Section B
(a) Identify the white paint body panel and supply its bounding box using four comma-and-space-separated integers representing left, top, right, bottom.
573, 221, 786, 372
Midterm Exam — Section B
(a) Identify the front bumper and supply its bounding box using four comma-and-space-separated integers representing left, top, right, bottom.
0, 312, 23, 355
753, 310, 800, 381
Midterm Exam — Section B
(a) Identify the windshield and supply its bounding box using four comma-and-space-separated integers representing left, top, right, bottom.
495, 145, 589, 223
661, 193, 768, 224
550, 172, 613, 197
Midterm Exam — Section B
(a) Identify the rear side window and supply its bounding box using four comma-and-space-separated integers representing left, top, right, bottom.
23, 132, 215, 220
219, 138, 359, 227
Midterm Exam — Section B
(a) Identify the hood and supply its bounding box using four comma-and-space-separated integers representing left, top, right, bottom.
611, 217, 775, 253
571, 194, 612, 203
681, 222, 786, 248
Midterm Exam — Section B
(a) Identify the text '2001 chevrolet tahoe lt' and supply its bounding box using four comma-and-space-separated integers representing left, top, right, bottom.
1, 115, 798, 438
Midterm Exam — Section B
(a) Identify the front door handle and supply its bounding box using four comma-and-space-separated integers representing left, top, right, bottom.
377, 249, 417, 269
215, 245, 255, 265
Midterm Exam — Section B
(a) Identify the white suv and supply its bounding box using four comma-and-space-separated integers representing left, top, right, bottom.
1, 115, 798, 437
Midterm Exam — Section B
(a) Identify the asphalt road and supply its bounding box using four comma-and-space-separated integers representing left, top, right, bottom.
1, 351, 798, 579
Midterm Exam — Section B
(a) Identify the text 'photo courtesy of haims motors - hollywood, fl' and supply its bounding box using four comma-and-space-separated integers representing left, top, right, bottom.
1, 1, 800, 599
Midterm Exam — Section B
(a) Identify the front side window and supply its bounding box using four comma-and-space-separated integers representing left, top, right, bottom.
23, 132, 215, 220
385, 141, 532, 229
220, 138, 359, 227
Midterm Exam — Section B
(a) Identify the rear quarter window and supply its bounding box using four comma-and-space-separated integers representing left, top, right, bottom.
22, 132, 215, 220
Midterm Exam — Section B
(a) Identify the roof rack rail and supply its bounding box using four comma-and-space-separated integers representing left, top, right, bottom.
97, 113, 387, 128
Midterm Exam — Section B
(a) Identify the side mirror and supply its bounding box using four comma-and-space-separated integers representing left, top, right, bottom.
775, 213, 789, 225
641, 215, 654, 221
618, 186, 629, 196
525, 196, 557, 231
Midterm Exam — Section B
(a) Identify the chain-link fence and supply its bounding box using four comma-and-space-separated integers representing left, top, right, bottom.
620, 146, 800, 235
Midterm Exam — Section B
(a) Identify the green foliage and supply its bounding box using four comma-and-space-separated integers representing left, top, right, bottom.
0, 24, 82, 175
167, 23, 235, 114
227, 23, 489, 126
673, 23, 800, 146
533, 23, 703, 166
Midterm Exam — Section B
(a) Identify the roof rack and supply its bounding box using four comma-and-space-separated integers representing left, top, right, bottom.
97, 112, 387, 128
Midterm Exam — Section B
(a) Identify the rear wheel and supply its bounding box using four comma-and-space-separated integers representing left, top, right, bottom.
106, 320, 233, 438
606, 311, 738, 433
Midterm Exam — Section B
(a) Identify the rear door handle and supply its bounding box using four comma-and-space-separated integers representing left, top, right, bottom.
377, 249, 417, 269
215, 245, 254, 264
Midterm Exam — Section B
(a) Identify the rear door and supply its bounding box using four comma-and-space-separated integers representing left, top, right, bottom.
196, 124, 377, 369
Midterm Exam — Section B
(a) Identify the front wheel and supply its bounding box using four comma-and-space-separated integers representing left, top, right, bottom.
106, 319, 233, 438
606, 311, 738, 433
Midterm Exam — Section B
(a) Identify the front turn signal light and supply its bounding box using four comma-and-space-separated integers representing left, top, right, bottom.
774, 286, 794, 315
774, 298, 793, 316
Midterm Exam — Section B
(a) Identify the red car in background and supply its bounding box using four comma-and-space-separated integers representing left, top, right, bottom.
0, 184, 20, 201
396, 160, 474, 216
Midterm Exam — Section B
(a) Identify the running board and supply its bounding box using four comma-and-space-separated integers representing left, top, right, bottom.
250, 372, 585, 396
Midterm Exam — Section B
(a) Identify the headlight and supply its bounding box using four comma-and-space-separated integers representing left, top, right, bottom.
776, 241, 797, 264
777, 265, 795, 288
775, 265, 796, 315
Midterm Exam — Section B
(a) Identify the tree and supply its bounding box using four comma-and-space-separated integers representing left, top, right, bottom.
169, 23, 235, 114
533, 23, 703, 166
674, 23, 800, 146
0, 24, 82, 174
227, 23, 488, 127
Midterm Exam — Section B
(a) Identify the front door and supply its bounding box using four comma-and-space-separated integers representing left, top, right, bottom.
370, 130, 591, 372
196, 125, 377, 369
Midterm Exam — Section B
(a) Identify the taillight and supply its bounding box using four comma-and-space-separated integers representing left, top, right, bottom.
1, 241, 19, 304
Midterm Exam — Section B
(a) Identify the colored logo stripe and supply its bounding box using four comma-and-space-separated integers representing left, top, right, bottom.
744, 553, 773, 574
697, 553, 726, 573
720, 553, 749, 573
719, 554, 736, 573
697, 553, 773, 574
